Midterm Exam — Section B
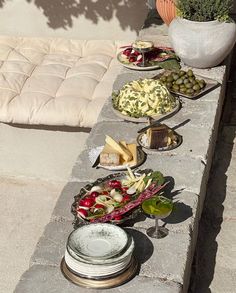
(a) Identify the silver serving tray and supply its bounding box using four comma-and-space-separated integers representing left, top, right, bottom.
153, 72, 220, 100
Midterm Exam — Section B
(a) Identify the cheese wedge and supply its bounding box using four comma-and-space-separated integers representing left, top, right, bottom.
105, 135, 132, 162
126, 143, 137, 165
100, 143, 120, 166
120, 140, 128, 149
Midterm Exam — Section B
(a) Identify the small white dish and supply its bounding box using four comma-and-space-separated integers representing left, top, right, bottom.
67, 223, 128, 260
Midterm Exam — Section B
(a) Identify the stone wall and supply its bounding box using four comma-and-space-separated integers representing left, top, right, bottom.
0, 0, 149, 40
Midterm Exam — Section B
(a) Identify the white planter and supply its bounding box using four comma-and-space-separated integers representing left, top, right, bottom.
168, 17, 236, 68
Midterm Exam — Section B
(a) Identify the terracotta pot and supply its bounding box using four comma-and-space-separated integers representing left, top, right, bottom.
169, 17, 236, 68
156, 0, 176, 26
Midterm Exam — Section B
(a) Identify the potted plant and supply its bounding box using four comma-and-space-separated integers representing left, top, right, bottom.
156, 0, 176, 25
168, 0, 236, 68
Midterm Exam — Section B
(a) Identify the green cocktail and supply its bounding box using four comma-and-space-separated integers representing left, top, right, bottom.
142, 196, 173, 238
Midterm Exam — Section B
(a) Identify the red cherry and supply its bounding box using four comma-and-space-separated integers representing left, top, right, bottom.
90, 191, 99, 198
77, 208, 88, 218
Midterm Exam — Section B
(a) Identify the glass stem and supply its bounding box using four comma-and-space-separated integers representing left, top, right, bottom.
155, 217, 159, 234
142, 52, 145, 67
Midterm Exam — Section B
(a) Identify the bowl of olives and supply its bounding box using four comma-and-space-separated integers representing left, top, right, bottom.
155, 69, 218, 99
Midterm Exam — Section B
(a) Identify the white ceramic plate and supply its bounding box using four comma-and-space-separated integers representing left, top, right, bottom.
117, 52, 160, 71
67, 223, 128, 260
64, 249, 132, 277
67, 234, 134, 265
89, 146, 146, 171
112, 98, 181, 123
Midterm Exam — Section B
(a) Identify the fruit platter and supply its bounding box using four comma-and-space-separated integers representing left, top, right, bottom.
112, 78, 180, 122
117, 44, 180, 71
71, 168, 167, 227
154, 69, 219, 99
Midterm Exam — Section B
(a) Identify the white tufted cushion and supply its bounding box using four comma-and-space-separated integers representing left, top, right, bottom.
0, 36, 127, 127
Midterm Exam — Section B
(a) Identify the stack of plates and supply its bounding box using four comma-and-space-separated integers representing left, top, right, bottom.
61, 223, 138, 288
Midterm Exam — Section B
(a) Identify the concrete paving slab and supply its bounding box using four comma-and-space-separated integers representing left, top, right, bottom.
0, 177, 64, 293
30, 220, 73, 267
14, 264, 182, 293
0, 123, 89, 182
52, 181, 89, 222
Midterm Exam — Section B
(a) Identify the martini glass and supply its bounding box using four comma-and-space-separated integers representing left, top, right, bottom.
142, 195, 173, 239
132, 41, 154, 67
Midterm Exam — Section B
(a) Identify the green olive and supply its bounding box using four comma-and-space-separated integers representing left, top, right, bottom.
193, 84, 200, 91
167, 76, 174, 82
166, 82, 172, 88
160, 76, 167, 82
179, 70, 185, 76
172, 84, 180, 91
176, 78, 183, 85
180, 88, 187, 93
186, 82, 193, 89
186, 88, 194, 95
184, 78, 189, 85
198, 82, 205, 89
172, 73, 179, 81
200, 79, 206, 86
189, 77, 195, 83
187, 69, 193, 77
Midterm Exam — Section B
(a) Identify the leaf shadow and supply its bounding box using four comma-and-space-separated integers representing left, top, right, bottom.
22, 0, 148, 32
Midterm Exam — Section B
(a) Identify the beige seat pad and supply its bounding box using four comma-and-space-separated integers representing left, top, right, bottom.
0, 36, 126, 127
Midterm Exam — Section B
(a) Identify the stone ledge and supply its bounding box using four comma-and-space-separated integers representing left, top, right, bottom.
51, 181, 89, 222
13, 27, 228, 293
70, 146, 206, 195
29, 219, 192, 287
14, 264, 182, 293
